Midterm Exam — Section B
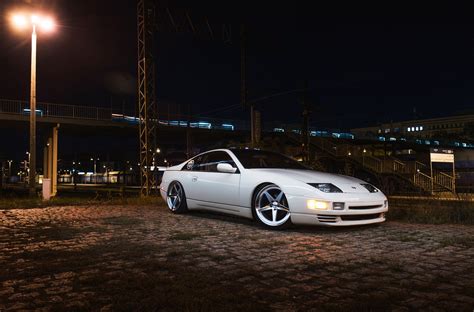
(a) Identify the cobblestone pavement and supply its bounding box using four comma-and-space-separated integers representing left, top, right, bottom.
1, 204, 474, 311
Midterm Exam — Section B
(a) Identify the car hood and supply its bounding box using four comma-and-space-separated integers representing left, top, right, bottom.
248, 169, 371, 193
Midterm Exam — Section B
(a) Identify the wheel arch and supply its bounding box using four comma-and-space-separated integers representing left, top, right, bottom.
166, 180, 188, 213
251, 182, 274, 208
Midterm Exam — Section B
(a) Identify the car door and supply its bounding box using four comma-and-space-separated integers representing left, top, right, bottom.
179, 153, 207, 202
184, 151, 241, 210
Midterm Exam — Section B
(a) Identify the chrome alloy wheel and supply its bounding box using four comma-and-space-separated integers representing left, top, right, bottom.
255, 184, 290, 227
167, 182, 184, 212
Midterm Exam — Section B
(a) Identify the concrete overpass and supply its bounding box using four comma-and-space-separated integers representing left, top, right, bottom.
0, 98, 250, 196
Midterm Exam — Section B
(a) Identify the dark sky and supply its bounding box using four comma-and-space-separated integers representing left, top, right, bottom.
1, 0, 474, 130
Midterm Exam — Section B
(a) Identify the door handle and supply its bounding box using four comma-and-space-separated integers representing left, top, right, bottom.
192, 176, 198, 182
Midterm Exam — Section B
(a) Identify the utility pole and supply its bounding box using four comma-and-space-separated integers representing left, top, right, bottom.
241, 24, 253, 146
186, 103, 191, 158
136, 1, 232, 192
301, 80, 311, 163
137, 0, 158, 196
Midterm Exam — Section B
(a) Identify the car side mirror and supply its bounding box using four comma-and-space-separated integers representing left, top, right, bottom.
217, 163, 237, 173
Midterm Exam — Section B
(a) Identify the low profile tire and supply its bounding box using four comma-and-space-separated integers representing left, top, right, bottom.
252, 184, 291, 230
166, 181, 188, 213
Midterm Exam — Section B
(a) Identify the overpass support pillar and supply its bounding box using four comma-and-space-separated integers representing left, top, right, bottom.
43, 125, 59, 198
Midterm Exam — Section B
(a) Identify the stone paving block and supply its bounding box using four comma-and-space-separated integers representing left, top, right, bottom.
0, 205, 473, 311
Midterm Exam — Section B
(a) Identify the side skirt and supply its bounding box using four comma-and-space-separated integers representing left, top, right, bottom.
186, 199, 253, 219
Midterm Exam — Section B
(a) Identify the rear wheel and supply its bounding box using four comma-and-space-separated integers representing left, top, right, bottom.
252, 184, 291, 229
166, 181, 187, 213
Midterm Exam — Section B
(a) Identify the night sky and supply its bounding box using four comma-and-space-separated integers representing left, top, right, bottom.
1, 0, 474, 130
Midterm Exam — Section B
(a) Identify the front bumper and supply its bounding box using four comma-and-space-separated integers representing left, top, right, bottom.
288, 195, 388, 226
291, 210, 387, 226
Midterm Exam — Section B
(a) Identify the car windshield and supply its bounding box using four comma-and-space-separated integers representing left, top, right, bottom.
231, 150, 308, 169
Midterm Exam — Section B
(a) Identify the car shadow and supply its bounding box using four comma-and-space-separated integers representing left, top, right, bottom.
183, 210, 383, 235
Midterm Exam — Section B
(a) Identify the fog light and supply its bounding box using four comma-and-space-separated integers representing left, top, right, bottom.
307, 200, 329, 210
333, 202, 345, 210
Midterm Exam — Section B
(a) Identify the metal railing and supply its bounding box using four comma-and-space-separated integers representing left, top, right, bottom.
433, 171, 455, 192
362, 155, 383, 173
0, 98, 251, 130
414, 171, 433, 192
308, 135, 457, 194
0, 99, 112, 121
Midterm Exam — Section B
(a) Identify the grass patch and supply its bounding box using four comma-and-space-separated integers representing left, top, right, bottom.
0, 194, 164, 210
169, 232, 200, 241
387, 197, 474, 224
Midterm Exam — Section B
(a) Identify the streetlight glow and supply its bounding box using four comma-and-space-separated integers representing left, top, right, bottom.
40, 17, 55, 32
30, 14, 39, 23
12, 14, 28, 29
10, 12, 55, 33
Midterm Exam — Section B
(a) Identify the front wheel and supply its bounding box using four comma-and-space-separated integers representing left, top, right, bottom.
252, 184, 291, 229
166, 181, 188, 213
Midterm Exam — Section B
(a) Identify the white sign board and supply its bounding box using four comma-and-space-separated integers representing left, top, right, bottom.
430, 153, 454, 163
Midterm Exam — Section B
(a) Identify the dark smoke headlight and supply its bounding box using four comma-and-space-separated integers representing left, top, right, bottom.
361, 183, 379, 193
308, 183, 343, 193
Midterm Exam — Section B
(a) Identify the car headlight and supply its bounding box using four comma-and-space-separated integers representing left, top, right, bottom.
308, 183, 343, 193
307, 200, 329, 210
361, 183, 379, 193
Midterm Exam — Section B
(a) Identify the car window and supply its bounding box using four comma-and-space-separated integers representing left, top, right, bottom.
231, 149, 308, 169
182, 154, 207, 171
182, 151, 236, 172
203, 151, 236, 172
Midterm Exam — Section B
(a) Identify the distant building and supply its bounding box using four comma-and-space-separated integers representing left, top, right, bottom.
351, 114, 474, 140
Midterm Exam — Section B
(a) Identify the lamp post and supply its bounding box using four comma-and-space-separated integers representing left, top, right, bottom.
7, 160, 13, 178
25, 152, 30, 185
10, 12, 55, 195
90, 157, 99, 174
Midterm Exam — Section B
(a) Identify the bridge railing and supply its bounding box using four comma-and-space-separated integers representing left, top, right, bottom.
0, 98, 251, 130
0, 99, 113, 121
0, 99, 27, 114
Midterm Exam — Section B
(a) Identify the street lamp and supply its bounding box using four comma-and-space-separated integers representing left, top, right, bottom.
10, 12, 56, 195
7, 160, 13, 179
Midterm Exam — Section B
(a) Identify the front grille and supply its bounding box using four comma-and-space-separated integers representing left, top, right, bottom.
349, 205, 383, 210
317, 215, 338, 223
341, 213, 382, 221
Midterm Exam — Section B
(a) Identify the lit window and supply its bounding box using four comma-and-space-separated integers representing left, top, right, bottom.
420, 126, 423, 131
415, 127, 419, 131
411, 127, 415, 131
407, 127, 411, 132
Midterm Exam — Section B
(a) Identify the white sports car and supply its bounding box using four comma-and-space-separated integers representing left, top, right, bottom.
160, 148, 388, 229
